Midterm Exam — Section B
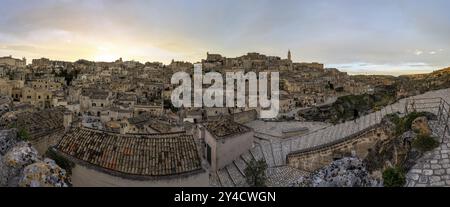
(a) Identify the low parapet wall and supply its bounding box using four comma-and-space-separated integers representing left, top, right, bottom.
287, 125, 390, 172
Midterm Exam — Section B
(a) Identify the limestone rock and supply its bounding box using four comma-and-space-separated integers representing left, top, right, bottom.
411, 116, 431, 136
1, 129, 72, 187
401, 130, 417, 143
0, 129, 18, 155
4, 142, 39, 169
19, 158, 71, 187
294, 157, 381, 187
0, 142, 39, 186
0, 155, 8, 186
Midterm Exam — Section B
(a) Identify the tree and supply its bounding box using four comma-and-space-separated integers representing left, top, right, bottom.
244, 159, 268, 187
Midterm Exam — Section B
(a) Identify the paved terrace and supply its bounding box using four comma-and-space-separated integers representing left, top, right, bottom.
212, 88, 450, 187
406, 105, 450, 187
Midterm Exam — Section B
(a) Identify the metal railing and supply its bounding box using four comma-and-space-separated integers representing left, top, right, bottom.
405, 97, 450, 142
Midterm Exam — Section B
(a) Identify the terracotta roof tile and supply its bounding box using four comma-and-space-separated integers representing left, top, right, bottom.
56, 128, 202, 177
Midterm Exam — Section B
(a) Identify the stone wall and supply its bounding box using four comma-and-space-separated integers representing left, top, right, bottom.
233, 109, 257, 124
287, 126, 390, 172
71, 164, 209, 187
30, 129, 65, 155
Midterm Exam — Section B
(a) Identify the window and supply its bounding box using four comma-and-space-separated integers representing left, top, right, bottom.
206, 144, 212, 164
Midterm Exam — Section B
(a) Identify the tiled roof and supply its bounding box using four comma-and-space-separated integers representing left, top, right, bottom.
56, 128, 203, 177
205, 118, 251, 138
127, 113, 175, 133
81, 88, 109, 100
0, 107, 65, 139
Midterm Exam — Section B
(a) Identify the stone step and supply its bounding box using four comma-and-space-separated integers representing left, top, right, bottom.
226, 163, 247, 186
386, 104, 393, 115
271, 142, 283, 166
324, 127, 335, 143
234, 156, 248, 176
369, 112, 376, 126
260, 142, 276, 167
334, 123, 344, 139
209, 173, 220, 187
349, 121, 357, 135
309, 131, 321, 148
302, 132, 314, 149
281, 140, 292, 164
381, 107, 387, 119
250, 144, 265, 162
375, 110, 382, 123
241, 151, 254, 164
290, 138, 299, 151
217, 169, 235, 187
355, 117, 362, 132
326, 126, 336, 143
363, 113, 371, 129
341, 121, 351, 137
392, 102, 401, 113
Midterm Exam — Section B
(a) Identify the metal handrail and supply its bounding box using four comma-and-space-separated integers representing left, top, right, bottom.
408, 97, 450, 143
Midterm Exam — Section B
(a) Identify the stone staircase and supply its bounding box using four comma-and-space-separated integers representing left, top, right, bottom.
211, 88, 450, 187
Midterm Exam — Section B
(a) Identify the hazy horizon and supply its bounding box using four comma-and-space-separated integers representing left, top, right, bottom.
1, 0, 449, 76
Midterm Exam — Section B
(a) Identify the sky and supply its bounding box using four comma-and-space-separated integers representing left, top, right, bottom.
0, 0, 449, 75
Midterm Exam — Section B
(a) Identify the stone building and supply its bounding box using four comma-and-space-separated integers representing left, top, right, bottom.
20, 87, 53, 109
0, 55, 26, 68
197, 118, 254, 171
0, 107, 65, 154
79, 88, 112, 116
55, 127, 208, 187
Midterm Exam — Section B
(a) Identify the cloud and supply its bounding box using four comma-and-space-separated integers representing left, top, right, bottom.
414, 50, 424, 56
0, 0, 449, 72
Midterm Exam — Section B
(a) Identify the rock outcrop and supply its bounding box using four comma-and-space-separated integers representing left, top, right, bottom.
294, 157, 381, 187
411, 116, 432, 136
19, 158, 71, 187
0, 129, 71, 187
0, 129, 17, 155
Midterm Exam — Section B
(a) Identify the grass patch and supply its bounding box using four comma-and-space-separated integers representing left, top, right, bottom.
17, 127, 30, 141
386, 112, 434, 136
412, 134, 440, 152
382, 166, 406, 187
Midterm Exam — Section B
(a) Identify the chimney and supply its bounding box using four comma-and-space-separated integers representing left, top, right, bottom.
63, 110, 73, 131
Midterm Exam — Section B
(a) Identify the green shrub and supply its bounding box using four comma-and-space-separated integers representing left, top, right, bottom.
386, 113, 400, 124
244, 159, 268, 187
403, 112, 432, 130
412, 134, 439, 152
382, 167, 406, 187
387, 112, 433, 136
17, 128, 30, 141
45, 148, 75, 175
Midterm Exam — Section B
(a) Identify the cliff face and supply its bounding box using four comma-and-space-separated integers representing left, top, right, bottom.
0, 129, 71, 187
299, 87, 397, 123
299, 68, 450, 123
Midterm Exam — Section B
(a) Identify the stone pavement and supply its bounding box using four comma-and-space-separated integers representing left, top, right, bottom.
211, 88, 450, 187
406, 121, 450, 187
245, 120, 330, 139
